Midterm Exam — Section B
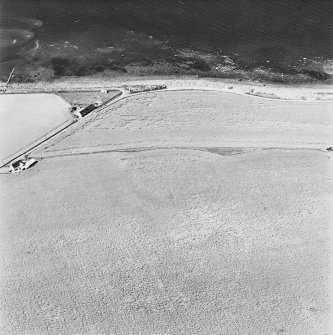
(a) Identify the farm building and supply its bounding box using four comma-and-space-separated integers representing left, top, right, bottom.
9, 158, 37, 173
73, 102, 101, 118
9, 160, 25, 173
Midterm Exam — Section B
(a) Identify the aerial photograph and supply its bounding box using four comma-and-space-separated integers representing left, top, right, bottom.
0, 0, 332, 334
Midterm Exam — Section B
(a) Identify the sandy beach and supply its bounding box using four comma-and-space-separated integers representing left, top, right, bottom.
0, 82, 332, 334
2, 76, 333, 101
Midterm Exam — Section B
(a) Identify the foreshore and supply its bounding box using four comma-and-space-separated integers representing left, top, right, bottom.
1, 75, 333, 101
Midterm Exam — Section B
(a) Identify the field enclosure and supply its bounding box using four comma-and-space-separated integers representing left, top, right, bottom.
37, 90, 332, 160
0, 93, 73, 166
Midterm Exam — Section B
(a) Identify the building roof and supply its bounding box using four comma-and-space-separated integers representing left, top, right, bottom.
11, 160, 23, 168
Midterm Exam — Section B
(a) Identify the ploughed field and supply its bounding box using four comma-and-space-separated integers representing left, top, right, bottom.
0, 93, 72, 165
1, 90, 332, 334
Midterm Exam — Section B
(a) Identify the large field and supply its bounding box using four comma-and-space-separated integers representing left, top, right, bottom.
1, 90, 332, 334
36, 90, 332, 160
0, 93, 72, 165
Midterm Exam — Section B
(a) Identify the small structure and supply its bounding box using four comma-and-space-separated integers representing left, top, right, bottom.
9, 158, 37, 173
9, 160, 25, 173
73, 102, 101, 119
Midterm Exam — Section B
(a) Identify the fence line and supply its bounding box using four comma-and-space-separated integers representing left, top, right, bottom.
2, 88, 122, 95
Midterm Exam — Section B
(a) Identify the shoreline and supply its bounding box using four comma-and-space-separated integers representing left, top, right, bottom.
1, 75, 333, 102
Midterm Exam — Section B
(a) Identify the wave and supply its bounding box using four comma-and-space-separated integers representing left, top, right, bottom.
0, 29, 36, 61
0, 16, 43, 29
0, 17, 42, 62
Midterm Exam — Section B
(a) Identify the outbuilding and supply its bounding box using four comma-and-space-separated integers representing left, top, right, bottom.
73, 102, 101, 119
9, 160, 25, 173
9, 158, 37, 173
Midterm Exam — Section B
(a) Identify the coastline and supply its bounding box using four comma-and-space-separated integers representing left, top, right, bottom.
2, 75, 333, 102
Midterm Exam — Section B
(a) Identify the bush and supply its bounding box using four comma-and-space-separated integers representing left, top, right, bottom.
301, 70, 330, 81
191, 58, 211, 71
50, 57, 72, 76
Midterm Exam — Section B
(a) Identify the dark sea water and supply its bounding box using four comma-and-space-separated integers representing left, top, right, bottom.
0, 0, 332, 83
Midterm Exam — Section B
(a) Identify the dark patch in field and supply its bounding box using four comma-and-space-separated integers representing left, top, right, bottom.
203, 147, 248, 156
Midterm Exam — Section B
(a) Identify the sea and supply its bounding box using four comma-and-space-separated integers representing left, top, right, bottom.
0, 0, 332, 83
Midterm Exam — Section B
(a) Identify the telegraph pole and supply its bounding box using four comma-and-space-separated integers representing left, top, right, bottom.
6, 67, 15, 86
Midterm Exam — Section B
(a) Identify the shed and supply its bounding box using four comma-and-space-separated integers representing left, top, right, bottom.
9, 160, 25, 173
